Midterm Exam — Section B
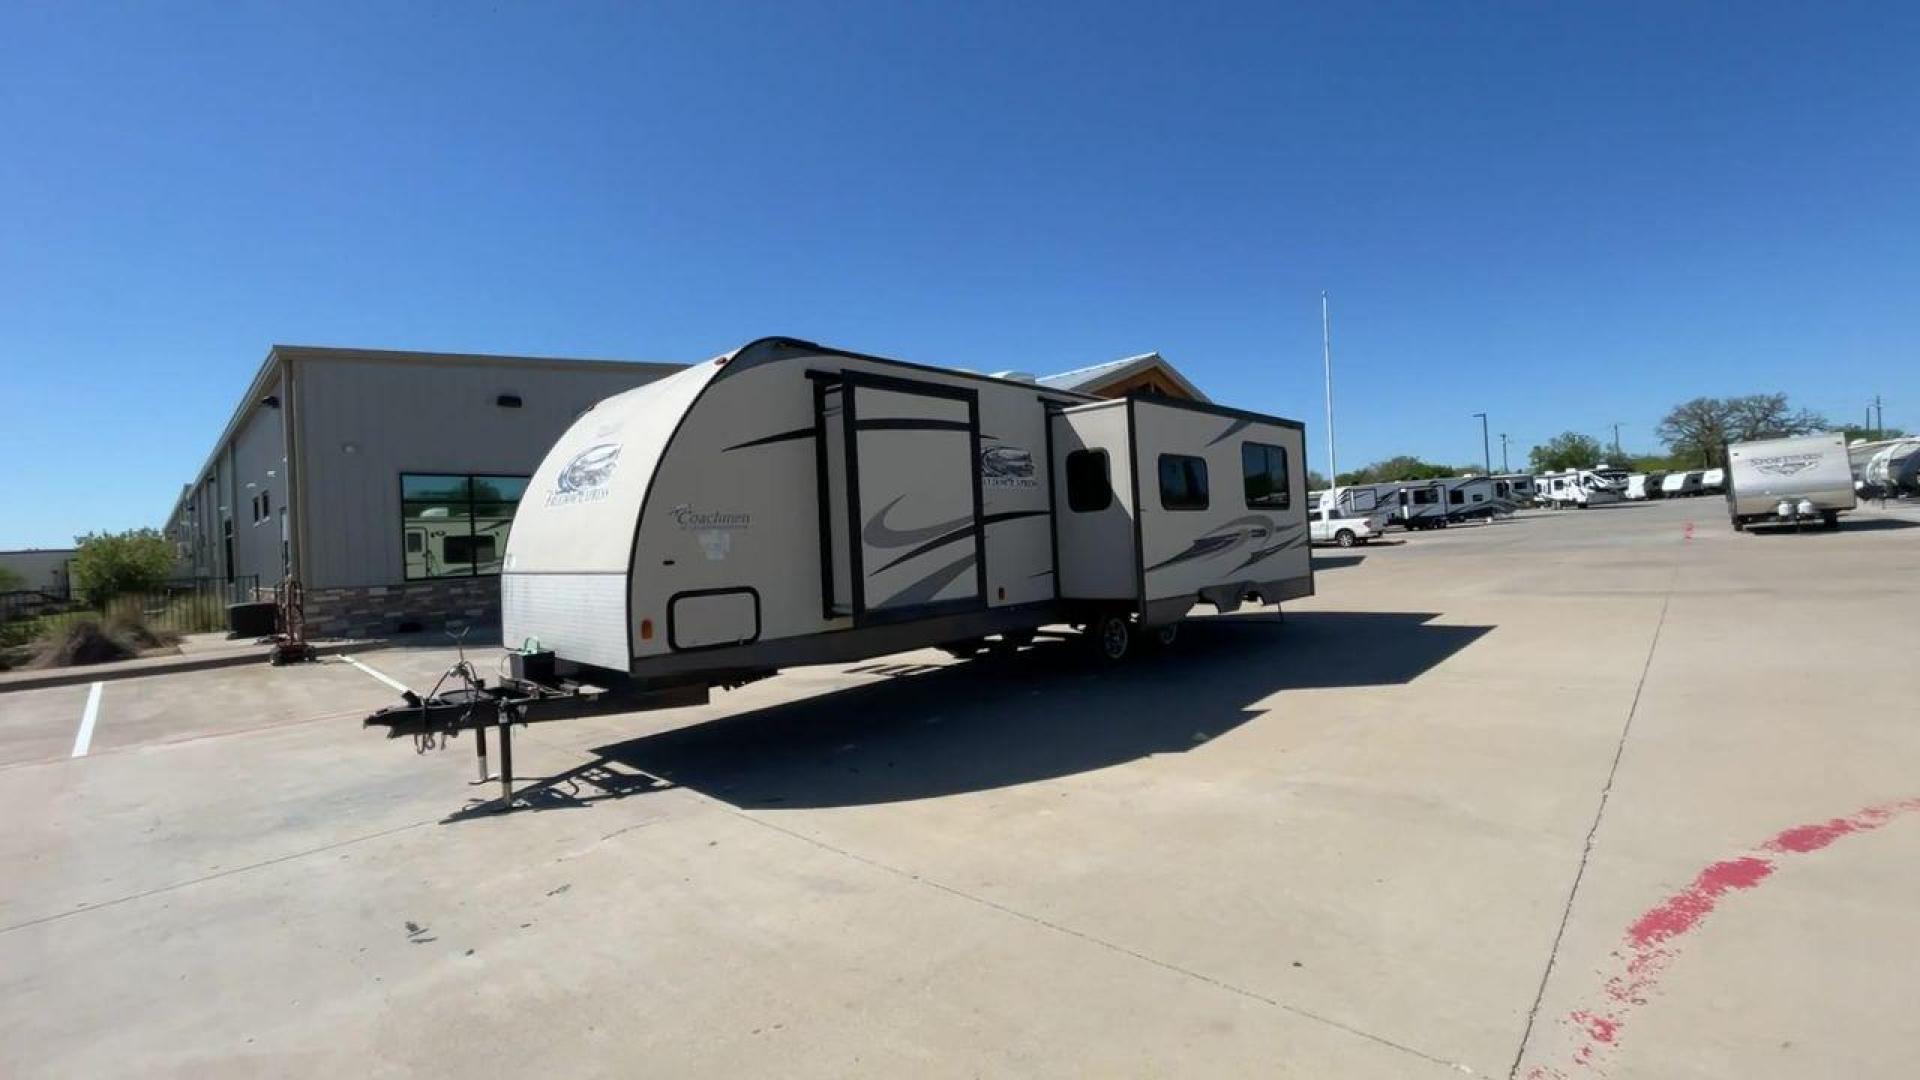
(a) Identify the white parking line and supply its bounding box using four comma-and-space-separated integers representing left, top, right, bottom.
341, 656, 410, 694
71, 682, 103, 758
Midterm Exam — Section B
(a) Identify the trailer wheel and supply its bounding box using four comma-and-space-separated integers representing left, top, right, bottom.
1335, 528, 1357, 548
1731, 516, 1745, 532
1822, 510, 1840, 530
1091, 612, 1132, 663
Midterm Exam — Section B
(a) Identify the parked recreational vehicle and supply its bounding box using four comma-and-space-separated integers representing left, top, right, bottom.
1699, 467, 1726, 495
1624, 473, 1663, 501
1725, 432, 1856, 530
1661, 470, 1703, 497
1392, 481, 1449, 529
1859, 438, 1920, 497
1440, 476, 1500, 522
1537, 469, 1622, 508
492, 338, 1312, 683
1492, 474, 1536, 512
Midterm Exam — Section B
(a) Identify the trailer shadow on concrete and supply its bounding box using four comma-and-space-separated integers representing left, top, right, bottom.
1739, 515, 1918, 536
447, 611, 1490, 820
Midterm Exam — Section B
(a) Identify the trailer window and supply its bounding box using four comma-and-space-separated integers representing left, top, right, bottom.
1065, 450, 1112, 513
1241, 443, 1290, 510
1412, 488, 1438, 505
1158, 455, 1209, 511
1448, 488, 1464, 505
401, 472, 529, 579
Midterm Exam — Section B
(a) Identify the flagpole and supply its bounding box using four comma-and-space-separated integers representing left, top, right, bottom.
1322, 291, 1337, 485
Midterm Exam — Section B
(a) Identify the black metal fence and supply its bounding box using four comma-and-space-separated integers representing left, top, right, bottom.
0, 576, 262, 635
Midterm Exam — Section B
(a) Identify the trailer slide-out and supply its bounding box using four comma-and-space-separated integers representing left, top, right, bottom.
366, 338, 1314, 804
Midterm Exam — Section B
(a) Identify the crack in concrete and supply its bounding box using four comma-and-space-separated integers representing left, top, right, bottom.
0, 817, 438, 937
1506, 564, 1679, 1079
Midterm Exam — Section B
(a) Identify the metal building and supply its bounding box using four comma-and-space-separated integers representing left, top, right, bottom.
165, 345, 679, 638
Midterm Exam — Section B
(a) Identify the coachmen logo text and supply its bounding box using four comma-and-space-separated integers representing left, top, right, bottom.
1751, 453, 1821, 477
547, 442, 622, 506
671, 505, 752, 530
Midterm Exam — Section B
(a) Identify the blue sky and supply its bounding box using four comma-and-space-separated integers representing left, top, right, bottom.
3, 1, 1916, 547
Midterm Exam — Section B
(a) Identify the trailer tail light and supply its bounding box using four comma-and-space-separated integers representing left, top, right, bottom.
640, 618, 654, 641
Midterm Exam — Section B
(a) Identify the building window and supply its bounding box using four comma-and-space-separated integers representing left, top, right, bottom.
400, 473, 529, 580
1241, 442, 1290, 510
1158, 454, 1209, 511
1065, 450, 1112, 512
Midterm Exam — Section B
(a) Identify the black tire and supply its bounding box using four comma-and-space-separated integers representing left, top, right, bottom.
1731, 516, 1745, 532
1335, 529, 1357, 548
1823, 510, 1840, 530
1090, 612, 1132, 663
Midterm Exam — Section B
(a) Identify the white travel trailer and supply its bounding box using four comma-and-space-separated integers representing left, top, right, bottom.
1536, 469, 1623, 508
1698, 467, 1726, 495
1725, 432, 1856, 530
1859, 438, 1920, 497
1661, 470, 1703, 497
496, 338, 1313, 681
1624, 472, 1666, 500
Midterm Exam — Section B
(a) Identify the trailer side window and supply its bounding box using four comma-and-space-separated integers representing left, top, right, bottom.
1065, 450, 1112, 513
1241, 443, 1290, 510
1449, 488, 1464, 505
1158, 454, 1209, 511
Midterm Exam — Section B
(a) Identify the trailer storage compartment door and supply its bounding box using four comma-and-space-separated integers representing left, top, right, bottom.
816, 373, 986, 622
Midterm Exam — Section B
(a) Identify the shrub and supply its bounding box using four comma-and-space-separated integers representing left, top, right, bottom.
28, 611, 178, 669
70, 529, 179, 606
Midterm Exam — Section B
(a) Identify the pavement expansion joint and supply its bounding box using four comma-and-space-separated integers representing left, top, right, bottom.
1506, 562, 1679, 1079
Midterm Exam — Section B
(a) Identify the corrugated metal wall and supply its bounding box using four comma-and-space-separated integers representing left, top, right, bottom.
228, 378, 287, 585
295, 356, 676, 590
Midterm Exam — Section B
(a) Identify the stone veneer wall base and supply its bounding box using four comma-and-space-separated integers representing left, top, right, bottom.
304, 578, 500, 640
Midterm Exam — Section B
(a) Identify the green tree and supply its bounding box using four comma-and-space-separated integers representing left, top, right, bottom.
1529, 432, 1606, 472
1305, 469, 1330, 490
1335, 455, 1460, 485
1657, 394, 1829, 467
70, 529, 179, 606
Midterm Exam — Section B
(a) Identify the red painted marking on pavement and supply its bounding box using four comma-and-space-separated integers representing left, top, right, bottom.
1625, 856, 1773, 948
1526, 797, 1920, 1078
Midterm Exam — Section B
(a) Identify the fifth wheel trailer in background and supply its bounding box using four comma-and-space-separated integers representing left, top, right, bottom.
1725, 432, 1856, 531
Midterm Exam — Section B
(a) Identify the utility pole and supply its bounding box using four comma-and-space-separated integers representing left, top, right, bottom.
1875, 394, 1884, 438
1321, 291, 1337, 484
1473, 412, 1490, 475
1611, 422, 1623, 461
1499, 433, 1511, 473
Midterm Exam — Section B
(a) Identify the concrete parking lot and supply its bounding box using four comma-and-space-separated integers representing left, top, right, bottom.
3, 499, 1916, 1079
